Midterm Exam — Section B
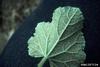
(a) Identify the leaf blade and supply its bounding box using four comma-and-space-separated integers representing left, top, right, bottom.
28, 6, 86, 67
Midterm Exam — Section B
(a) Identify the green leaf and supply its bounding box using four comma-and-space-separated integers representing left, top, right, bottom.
28, 6, 86, 67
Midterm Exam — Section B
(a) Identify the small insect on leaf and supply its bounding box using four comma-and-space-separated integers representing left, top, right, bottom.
28, 6, 86, 67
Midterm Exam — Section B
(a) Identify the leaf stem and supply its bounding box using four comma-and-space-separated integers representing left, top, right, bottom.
38, 57, 47, 67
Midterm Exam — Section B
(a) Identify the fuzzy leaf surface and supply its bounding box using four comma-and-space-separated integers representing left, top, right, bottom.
28, 6, 86, 67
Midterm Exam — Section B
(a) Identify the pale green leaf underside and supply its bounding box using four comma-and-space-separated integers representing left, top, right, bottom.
28, 6, 86, 67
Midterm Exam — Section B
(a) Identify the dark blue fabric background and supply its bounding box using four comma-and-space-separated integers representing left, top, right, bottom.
0, 0, 100, 67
